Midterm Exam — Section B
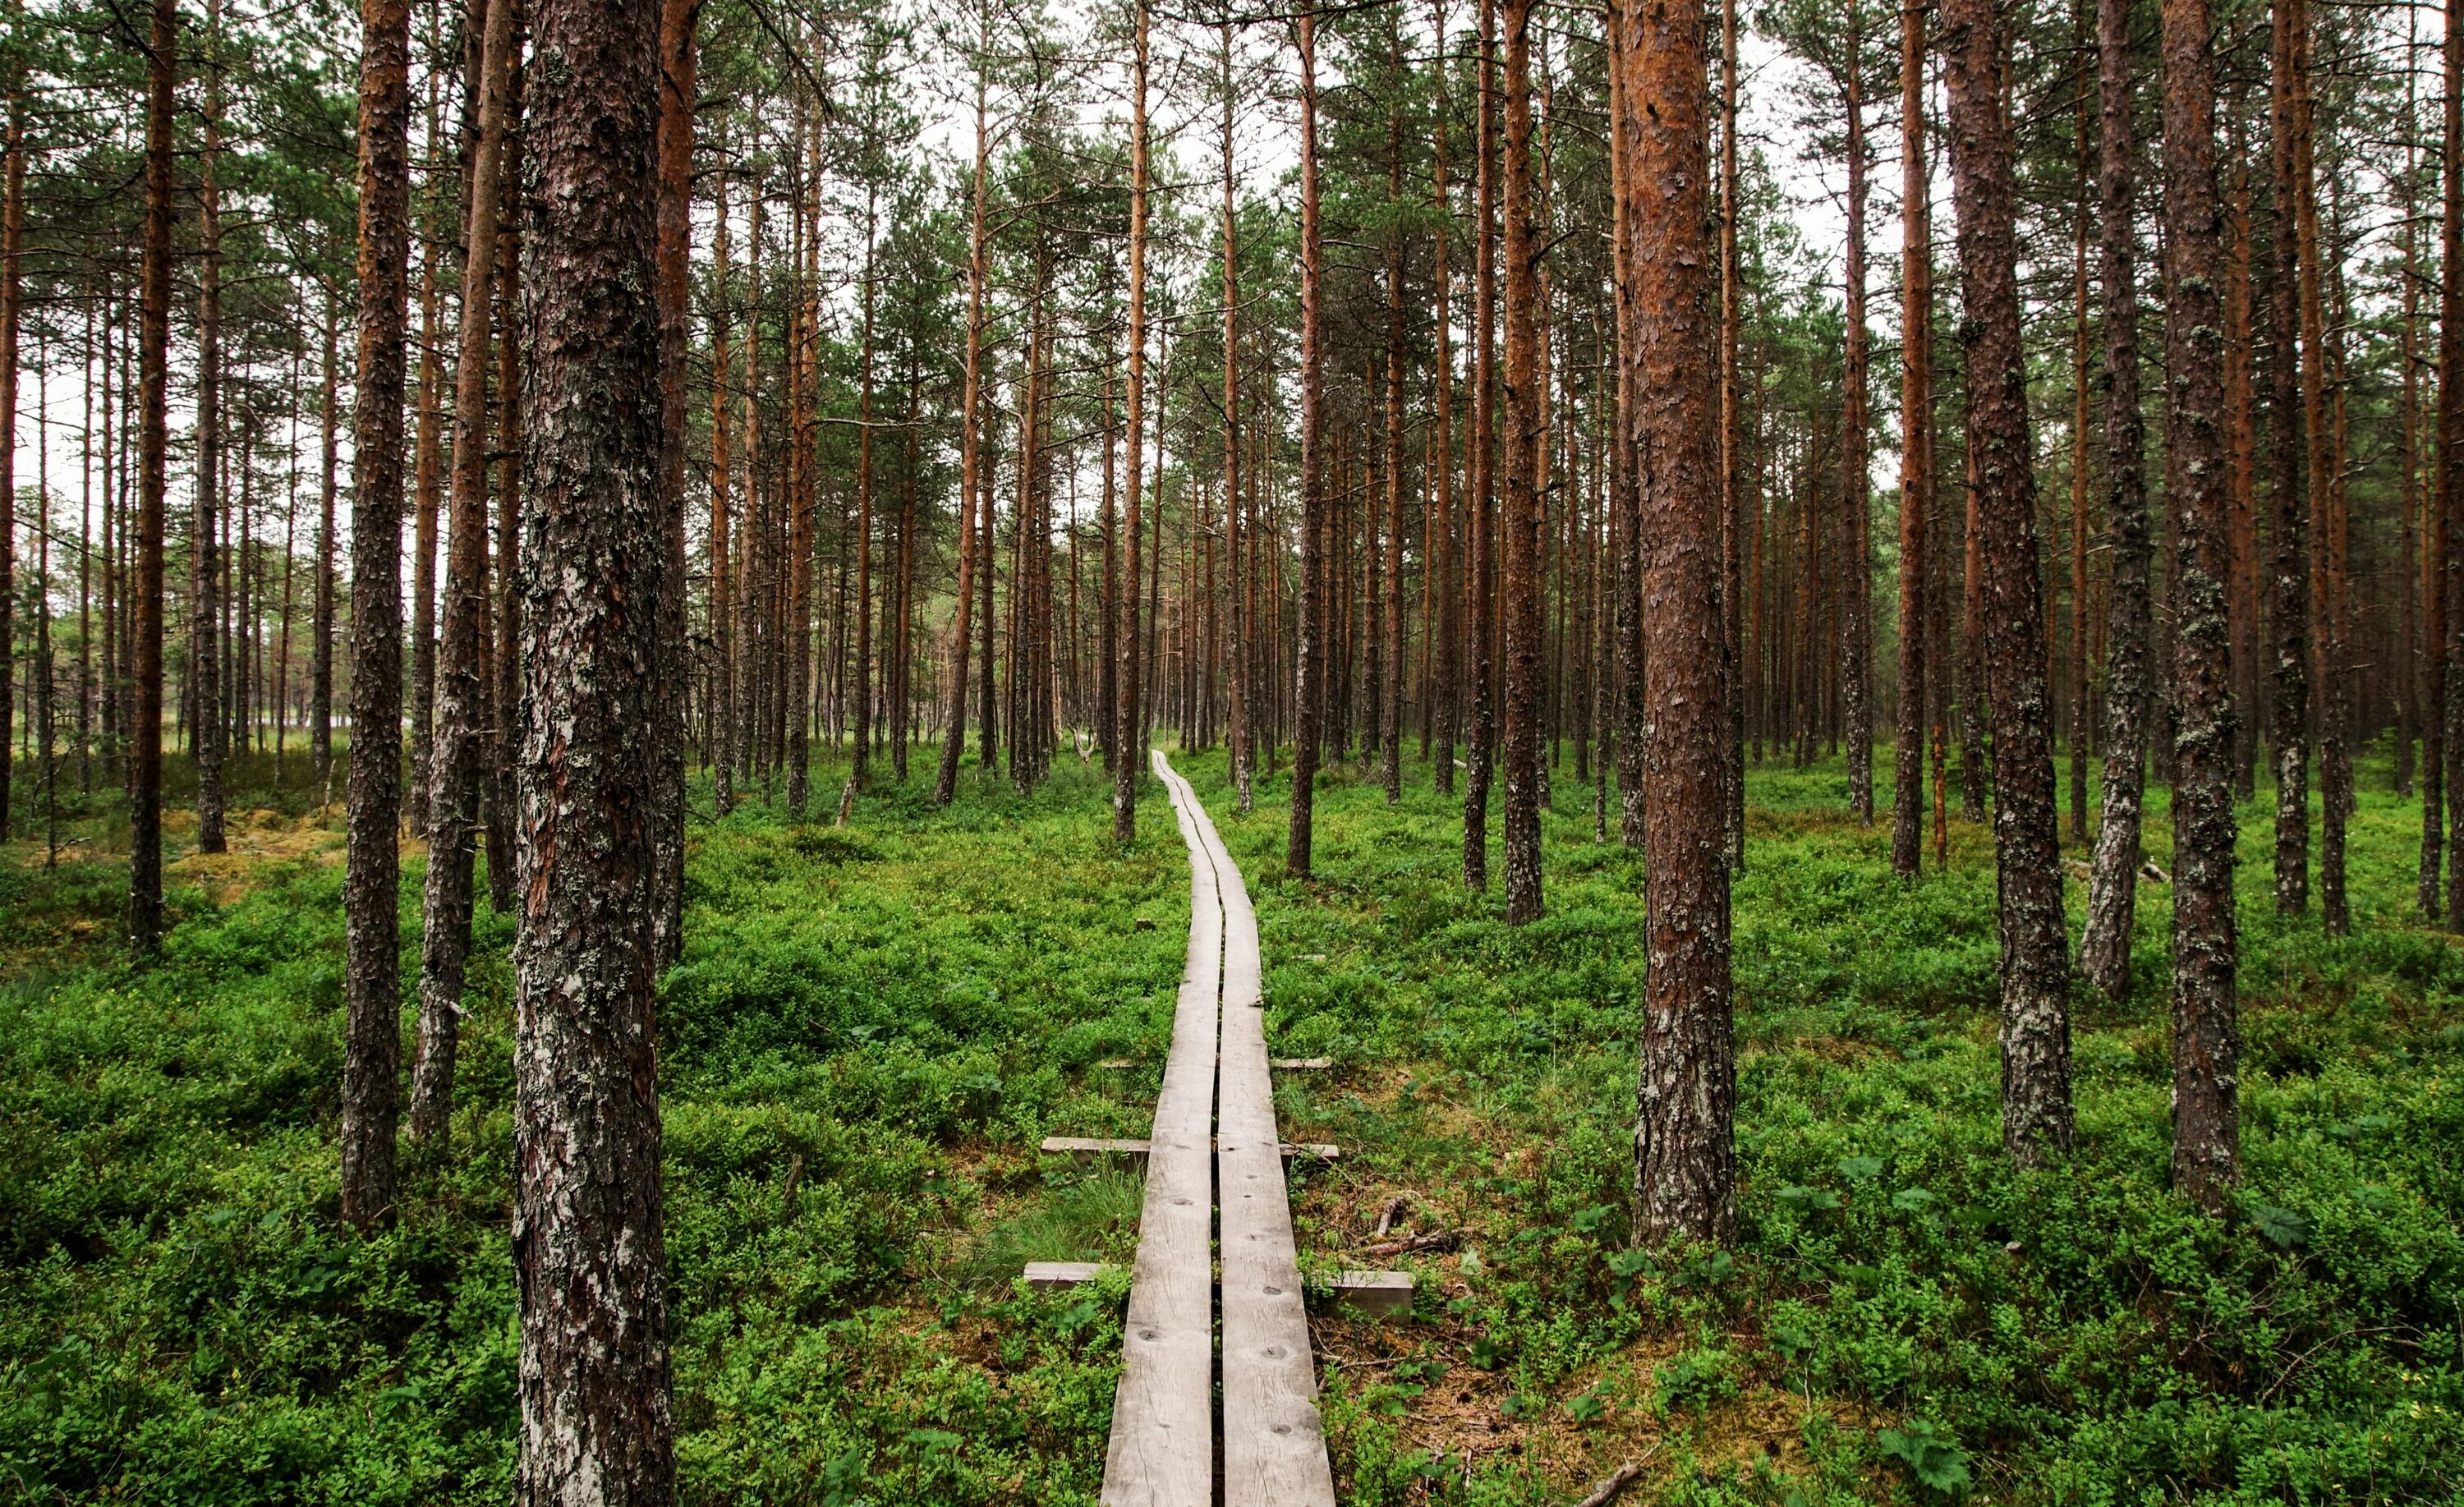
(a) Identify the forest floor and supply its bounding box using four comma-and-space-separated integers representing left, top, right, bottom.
0, 740, 2458, 1505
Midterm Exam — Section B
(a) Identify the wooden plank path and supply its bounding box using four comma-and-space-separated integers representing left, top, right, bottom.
1098, 756, 1224, 1505
1131, 752, 1337, 1507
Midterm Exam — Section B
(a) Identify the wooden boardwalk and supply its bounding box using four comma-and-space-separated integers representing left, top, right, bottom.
1100, 753, 1335, 1507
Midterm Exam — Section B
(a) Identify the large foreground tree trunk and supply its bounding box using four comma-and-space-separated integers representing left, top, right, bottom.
2160, 0, 2239, 1215
1943, 0, 2075, 1166
511, 0, 678, 1491
2080, 0, 2151, 999
339, 0, 412, 1228
1620, 0, 1735, 1247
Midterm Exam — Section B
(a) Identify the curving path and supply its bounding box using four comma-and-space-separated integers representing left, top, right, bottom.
1101, 752, 1335, 1507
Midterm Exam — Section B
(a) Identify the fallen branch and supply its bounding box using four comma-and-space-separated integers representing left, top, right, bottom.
1574, 1450, 1658, 1507
1355, 1227, 1469, 1258
1374, 1193, 1414, 1238
2140, 858, 2172, 884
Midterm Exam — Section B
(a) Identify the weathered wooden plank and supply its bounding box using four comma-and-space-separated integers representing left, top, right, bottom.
1156, 756, 1338, 1507
1026, 1261, 1110, 1291
1097, 752, 1223, 1507
1320, 1270, 1414, 1320
1041, 1135, 1154, 1169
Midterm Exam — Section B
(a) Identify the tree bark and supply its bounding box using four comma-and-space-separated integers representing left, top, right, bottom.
1943, 0, 2074, 1166
1223, 21, 1252, 812
2442, 0, 2464, 931
488, 31, 526, 921
2161, 0, 2238, 1213
1288, 7, 1326, 877
511, 0, 678, 1486
1841, 0, 1873, 827
1383, 25, 1409, 808
1432, 16, 1460, 802
1620, 0, 1735, 1247
1464, 0, 1499, 888
1891, 0, 1931, 877
313, 294, 339, 793
2080, 0, 2152, 999
650, 0, 696, 958
2269, 0, 2310, 916
1499, 0, 1543, 922
194, 2, 227, 854
1116, 0, 1150, 843
2291, 2, 2343, 934
412, 0, 516, 1150
0, 24, 21, 845
340, 0, 412, 1226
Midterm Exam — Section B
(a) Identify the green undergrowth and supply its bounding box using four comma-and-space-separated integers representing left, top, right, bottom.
1193, 744, 2464, 1505
2, 740, 2458, 1505
0, 755, 1184, 1505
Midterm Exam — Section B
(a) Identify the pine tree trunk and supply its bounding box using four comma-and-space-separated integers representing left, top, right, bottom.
1289, 7, 1327, 877
1464, 0, 1499, 888
412, 0, 514, 1149
1383, 31, 1408, 806
1891, 0, 1930, 878
487, 47, 524, 919
931, 26, 983, 809
1840, 0, 1873, 827
853, 193, 878, 794
1499, 0, 1543, 921
2161, 0, 2239, 1212
1944, 0, 2075, 1165
2440, 0, 2464, 929
1621, 0, 1735, 1247
2269, 0, 2310, 916
650, 0, 695, 956
2082, 0, 2153, 999
709, 170, 735, 811
1223, 21, 1251, 811
313, 293, 338, 793
194, 5, 227, 854
340, 0, 412, 1225
1432, 52, 1460, 802
511, 0, 678, 1486
1115, 0, 1150, 843
2291, 4, 2344, 933
0, 35, 21, 845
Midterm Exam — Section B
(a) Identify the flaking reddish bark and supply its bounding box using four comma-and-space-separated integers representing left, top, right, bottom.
1620, 0, 1735, 1247
339, 0, 412, 1228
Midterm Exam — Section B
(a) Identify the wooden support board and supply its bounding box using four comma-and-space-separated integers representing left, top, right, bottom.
1156, 754, 1338, 1507
1098, 755, 1222, 1507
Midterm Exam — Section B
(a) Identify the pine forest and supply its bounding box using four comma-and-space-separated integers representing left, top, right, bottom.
0, 0, 2460, 1497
